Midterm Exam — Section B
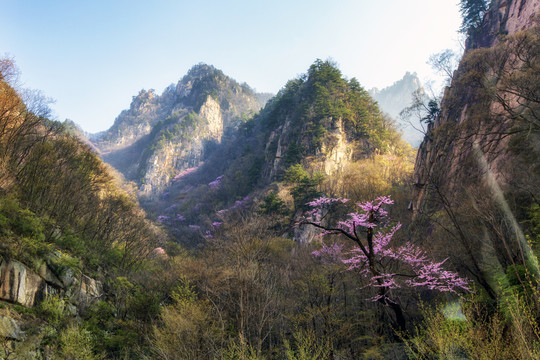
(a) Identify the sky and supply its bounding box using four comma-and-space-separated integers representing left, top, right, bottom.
1, 0, 463, 133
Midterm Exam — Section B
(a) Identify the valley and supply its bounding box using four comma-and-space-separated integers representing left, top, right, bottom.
0, 0, 539, 358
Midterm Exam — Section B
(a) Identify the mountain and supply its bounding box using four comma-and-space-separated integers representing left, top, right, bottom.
0, 56, 415, 358
143, 60, 413, 246
370, 72, 425, 146
0, 59, 170, 358
92, 64, 271, 196
411, 0, 540, 299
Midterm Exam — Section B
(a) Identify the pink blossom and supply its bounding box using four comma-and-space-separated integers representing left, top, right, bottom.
157, 215, 170, 223
152, 247, 168, 259
312, 243, 344, 264
173, 167, 198, 181
208, 175, 224, 189
305, 195, 470, 296
307, 197, 349, 207
153, 247, 166, 255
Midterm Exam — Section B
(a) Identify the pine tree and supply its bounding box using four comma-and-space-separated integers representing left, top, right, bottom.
459, 0, 488, 34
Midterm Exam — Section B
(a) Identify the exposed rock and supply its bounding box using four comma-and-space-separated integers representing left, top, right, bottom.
73, 275, 103, 309
36, 261, 63, 289
268, 119, 292, 179
0, 256, 103, 312
0, 315, 24, 341
0, 259, 57, 307
471, 0, 540, 49
199, 96, 223, 141
93, 64, 270, 197
412, 0, 540, 214
320, 119, 353, 175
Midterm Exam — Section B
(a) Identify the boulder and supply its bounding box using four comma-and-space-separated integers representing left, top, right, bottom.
0, 315, 24, 340
0, 259, 49, 307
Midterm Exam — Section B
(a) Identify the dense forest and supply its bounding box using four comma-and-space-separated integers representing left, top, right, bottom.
1, 0, 540, 359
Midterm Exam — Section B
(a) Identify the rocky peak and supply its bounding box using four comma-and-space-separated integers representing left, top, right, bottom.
370, 72, 424, 146
93, 64, 271, 197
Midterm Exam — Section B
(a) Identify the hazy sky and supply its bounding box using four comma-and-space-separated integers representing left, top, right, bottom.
1, 0, 463, 133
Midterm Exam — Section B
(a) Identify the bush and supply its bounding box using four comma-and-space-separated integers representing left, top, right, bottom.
57, 324, 101, 360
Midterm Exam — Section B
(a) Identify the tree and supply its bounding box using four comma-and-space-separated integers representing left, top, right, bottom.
399, 89, 440, 137
284, 164, 324, 210
301, 196, 470, 331
459, 0, 488, 35
428, 49, 460, 85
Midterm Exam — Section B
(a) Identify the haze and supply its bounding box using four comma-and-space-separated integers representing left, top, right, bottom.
0, 0, 462, 133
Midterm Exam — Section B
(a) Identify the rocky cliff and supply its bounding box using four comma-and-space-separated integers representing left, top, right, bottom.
409, 0, 540, 296
93, 64, 271, 197
0, 256, 102, 310
412, 0, 540, 214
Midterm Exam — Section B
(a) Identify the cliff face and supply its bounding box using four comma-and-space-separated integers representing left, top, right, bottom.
93, 64, 271, 196
472, 0, 540, 49
94, 87, 176, 152
412, 0, 540, 214
0, 257, 102, 310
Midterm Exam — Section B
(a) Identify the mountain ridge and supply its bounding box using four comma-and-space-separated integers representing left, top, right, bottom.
91, 63, 271, 196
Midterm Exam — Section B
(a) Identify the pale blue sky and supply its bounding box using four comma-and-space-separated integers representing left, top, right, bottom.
1, 0, 462, 133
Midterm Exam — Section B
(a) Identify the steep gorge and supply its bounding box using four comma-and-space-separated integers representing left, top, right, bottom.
411, 0, 540, 296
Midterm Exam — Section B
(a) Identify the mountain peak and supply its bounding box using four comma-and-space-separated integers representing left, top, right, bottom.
369, 72, 424, 146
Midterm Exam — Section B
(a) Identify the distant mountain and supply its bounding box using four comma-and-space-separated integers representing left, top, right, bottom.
91, 64, 272, 196
370, 72, 424, 146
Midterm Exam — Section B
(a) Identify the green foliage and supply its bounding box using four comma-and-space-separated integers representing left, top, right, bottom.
152, 280, 220, 360
305, 122, 327, 151
221, 337, 265, 360
283, 329, 332, 360
284, 164, 310, 184
0, 197, 51, 266
258, 191, 288, 215
284, 142, 305, 167
284, 164, 324, 208
57, 324, 101, 360
406, 294, 540, 360
38, 295, 69, 327
459, 0, 488, 35
261, 59, 397, 157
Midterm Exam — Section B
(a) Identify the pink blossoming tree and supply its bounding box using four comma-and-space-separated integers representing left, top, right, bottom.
303, 195, 470, 330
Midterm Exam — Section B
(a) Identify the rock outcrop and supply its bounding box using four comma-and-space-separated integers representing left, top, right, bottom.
411, 0, 540, 214
0, 257, 102, 311
471, 0, 540, 49
93, 64, 271, 197
0, 315, 24, 341
0, 259, 57, 307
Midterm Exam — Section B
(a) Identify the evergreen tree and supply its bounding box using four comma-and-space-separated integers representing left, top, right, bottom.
459, 0, 488, 34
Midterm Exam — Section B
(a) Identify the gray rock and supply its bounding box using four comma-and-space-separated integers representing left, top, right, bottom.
0, 315, 24, 340
0, 259, 45, 307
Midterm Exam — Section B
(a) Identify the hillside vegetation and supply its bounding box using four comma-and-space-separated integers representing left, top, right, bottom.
2, 1, 540, 356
